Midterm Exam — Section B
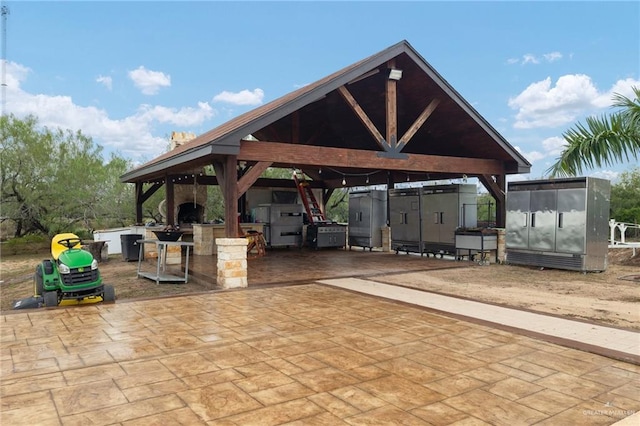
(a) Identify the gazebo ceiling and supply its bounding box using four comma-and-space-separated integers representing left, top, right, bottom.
121, 40, 530, 187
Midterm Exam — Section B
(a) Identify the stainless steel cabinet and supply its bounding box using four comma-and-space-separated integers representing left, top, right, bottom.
506, 177, 610, 271
348, 190, 387, 250
389, 188, 422, 253
421, 184, 477, 255
307, 224, 347, 248
252, 204, 303, 247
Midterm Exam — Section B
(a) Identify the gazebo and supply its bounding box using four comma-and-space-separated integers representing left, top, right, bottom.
121, 40, 530, 285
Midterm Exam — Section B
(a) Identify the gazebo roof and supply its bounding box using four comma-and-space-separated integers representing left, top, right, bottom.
121, 40, 530, 186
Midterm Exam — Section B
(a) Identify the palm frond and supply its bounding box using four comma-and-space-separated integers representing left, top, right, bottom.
547, 87, 640, 177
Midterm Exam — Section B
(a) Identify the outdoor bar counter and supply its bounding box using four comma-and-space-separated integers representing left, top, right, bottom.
192, 223, 264, 255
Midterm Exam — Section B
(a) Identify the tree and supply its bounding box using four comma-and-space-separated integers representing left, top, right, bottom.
610, 167, 640, 226
0, 114, 134, 237
548, 87, 640, 177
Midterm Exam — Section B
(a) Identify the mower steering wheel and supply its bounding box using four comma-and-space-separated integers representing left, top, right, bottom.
57, 238, 82, 250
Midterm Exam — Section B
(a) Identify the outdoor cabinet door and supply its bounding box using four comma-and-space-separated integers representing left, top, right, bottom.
390, 195, 420, 242
528, 189, 557, 251
438, 192, 458, 245
360, 196, 373, 236
555, 188, 587, 254
506, 190, 530, 249
421, 199, 439, 244
349, 195, 366, 238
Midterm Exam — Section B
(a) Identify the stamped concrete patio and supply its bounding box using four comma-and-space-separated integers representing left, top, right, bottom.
1, 278, 639, 425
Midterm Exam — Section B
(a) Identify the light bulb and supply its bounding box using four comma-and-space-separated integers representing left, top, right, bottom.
342, 177, 346, 186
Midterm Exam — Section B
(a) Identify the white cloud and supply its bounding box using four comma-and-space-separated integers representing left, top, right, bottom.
128, 66, 171, 95
509, 52, 564, 66
514, 136, 566, 165
5, 61, 214, 162
213, 88, 264, 106
508, 74, 640, 129
541, 136, 566, 158
136, 102, 215, 127
592, 77, 640, 108
543, 52, 562, 62
96, 75, 112, 90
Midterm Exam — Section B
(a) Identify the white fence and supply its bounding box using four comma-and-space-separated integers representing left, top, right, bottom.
609, 219, 640, 254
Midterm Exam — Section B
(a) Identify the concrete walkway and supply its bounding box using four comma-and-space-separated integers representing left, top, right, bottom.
319, 277, 640, 364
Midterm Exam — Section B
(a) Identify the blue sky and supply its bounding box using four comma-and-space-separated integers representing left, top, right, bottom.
3, 1, 639, 181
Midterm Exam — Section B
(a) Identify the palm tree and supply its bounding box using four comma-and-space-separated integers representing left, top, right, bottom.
548, 86, 640, 177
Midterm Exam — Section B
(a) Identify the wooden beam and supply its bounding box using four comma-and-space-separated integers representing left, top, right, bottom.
237, 161, 273, 197
337, 85, 388, 150
212, 161, 225, 189
478, 174, 506, 228
386, 60, 398, 148
398, 98, 441, 147
323, 188, 335, 211
239, 140, 505, 175
140, 182, 163, 204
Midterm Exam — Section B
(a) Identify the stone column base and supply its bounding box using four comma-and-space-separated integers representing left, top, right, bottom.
217, 238, 248, 289
381, 226, 391, 252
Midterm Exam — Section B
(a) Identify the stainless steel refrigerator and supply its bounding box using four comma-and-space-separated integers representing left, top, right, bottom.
348, 190, 388, 250
421, 184, 477, 256
389, 188, 422, 253
506, 177, 610, 271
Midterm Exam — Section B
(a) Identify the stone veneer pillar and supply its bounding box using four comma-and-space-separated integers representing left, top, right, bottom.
192, 224, 214, 255
496, 228, 506, 264
381, 226, 391, 252
216, 238, 248, 289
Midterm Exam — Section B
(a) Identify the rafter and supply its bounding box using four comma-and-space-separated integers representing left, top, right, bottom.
337, 85, 388, 150
398, 98, 441, 147
237, 161, 272, 196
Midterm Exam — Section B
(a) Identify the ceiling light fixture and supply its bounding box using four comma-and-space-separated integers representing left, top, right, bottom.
342, 176, 346, 186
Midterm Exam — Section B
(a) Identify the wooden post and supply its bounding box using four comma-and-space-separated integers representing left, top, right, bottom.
165, 175, 175, 226
386, 59, 398, 149
135, 182, 143, 225
223, 155, 239, 237
495, 174, 506, 228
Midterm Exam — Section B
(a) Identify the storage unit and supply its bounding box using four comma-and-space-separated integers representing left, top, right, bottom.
252, 204, 303, 247
121, 234, 143, 261
348, 190, 388, 250
421, 184, 477, 256
389, 188, 422, 253
506, 177, 610, 271
455, 228, 498, 263
307, 224, 347, 248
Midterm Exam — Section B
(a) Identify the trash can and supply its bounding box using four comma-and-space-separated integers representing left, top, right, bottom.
121, 234, 143, 261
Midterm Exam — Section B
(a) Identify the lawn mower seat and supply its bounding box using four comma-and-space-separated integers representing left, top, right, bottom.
51, 233, 82, 260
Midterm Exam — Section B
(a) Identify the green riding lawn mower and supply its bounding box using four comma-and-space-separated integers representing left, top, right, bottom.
13, 233, 115, 309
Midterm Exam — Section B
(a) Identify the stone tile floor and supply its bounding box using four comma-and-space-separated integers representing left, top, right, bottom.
1, 284, 639, 425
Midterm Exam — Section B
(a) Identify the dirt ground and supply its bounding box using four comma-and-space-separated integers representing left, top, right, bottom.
1, 248, 638, 331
